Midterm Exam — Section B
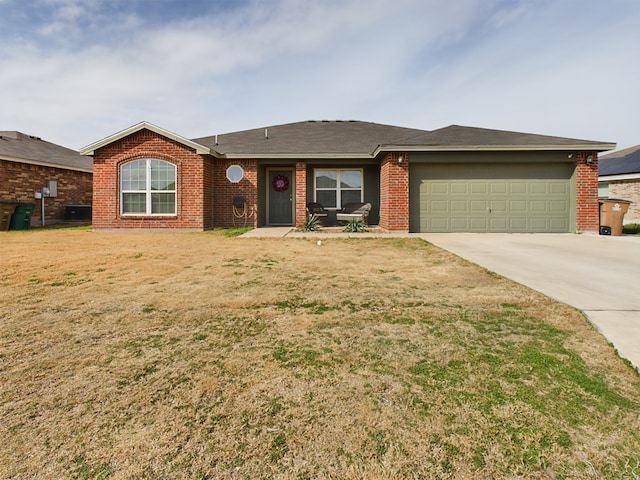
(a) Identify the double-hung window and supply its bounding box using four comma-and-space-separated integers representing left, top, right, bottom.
121, 159, 176, 215
314, 169, 362, 208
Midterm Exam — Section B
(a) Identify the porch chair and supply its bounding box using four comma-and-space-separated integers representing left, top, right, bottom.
306, 202, 329, 223
336, 202, 371, 224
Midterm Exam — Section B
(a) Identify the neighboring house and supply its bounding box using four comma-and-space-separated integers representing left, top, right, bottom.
598, 145, 640, 224
0, 131, 93, 226
80, 120, 614, 233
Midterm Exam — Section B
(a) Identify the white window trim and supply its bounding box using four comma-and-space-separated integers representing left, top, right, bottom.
120, 158, 177, 216
314, 168, 363, 209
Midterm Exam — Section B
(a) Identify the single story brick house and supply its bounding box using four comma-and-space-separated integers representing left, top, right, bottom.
1, 131, 93, 226
80, 120, 614, 233
598, 145, 639, 224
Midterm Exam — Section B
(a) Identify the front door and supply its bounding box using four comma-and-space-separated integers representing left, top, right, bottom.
268, 169, 294, 225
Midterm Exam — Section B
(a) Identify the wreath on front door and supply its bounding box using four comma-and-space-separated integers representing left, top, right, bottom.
272, 174, 290, 192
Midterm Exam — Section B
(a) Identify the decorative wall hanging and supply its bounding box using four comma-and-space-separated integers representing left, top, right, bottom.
272, 174, 289, 192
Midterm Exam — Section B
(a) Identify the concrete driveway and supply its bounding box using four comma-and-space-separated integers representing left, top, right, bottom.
420, 233, 640, 370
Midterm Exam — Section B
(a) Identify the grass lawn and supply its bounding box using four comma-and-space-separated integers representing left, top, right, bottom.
1, 229, 638, 479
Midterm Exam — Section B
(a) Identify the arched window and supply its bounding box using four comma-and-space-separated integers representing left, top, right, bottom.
121, 159, 176, 215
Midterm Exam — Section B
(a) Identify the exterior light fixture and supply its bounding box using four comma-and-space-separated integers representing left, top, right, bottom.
586, 154, 594, 164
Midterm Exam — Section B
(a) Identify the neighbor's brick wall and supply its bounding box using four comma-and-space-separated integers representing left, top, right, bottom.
575, 151, 600, 232
212, 159, 258, 228
379, 152, 409, 231
92, 130, 207, 230
0, 159, 92, 226
608, 180, 640, 223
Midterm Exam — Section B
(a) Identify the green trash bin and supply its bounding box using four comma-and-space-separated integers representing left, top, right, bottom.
9, 203, 36, 230
0, 202, 18, 231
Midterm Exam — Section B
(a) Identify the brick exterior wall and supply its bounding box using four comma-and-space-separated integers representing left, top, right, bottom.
379, 152, 409, 231
575, 151, 600, 232
92, 129, 261, 230
93, 130, 210, 230
607, 180, 640, 224
0, 158, 92, 226
212, 159, 258, 228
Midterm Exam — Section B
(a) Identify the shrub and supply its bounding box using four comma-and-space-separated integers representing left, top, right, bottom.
300, 214, 322, 232
623, 223, 640, 235
343, 219, 367, 233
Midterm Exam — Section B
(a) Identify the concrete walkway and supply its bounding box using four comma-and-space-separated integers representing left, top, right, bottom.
241, 228, 640, 369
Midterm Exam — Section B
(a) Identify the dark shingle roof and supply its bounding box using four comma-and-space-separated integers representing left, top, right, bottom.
193, 120, 428, 157
390, 125, 614, 150
193, 121, 614, 158
599, 144, 640, 176
0, 131, 92, 172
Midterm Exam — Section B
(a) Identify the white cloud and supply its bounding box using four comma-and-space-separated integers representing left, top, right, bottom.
0, 0, 638, 150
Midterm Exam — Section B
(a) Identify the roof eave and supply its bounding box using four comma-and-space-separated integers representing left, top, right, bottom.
376, 143, 617, 154
80, 122, 210, 156
599, 173, 640, 181
0, 155, 93, 173
222, 152, 375, 159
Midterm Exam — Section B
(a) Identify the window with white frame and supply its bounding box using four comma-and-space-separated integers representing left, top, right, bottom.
121, 159, 176, 215
314, 169, 362, 208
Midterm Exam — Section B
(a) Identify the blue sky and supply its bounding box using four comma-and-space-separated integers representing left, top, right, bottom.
1, 0, 638, 151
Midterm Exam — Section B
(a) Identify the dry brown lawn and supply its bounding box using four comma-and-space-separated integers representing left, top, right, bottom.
0, 229, 638, 480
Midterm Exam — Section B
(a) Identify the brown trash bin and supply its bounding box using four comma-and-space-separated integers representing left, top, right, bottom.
0, 202, 18, 231
599, 198, 632, 236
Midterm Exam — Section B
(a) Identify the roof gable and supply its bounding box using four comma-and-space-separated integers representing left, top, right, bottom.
80, 122, 210, 156
0, 131, 92, 172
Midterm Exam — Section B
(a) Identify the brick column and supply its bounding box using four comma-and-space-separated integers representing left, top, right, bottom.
576, 151, 599, 232
295, 162, 307, 227
379, 152, 409, 231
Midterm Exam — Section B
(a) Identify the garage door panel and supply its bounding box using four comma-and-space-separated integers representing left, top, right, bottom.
530, 200, 547, 212
450, 200, 468, 212
530, 218, 548, 230
429, 218, 449, 230
430, 200, 448, 213
469, 218, 488, 230
491, 183, 508, 194
490, 218, 507, 230
549, 218, 569, 231
429, 183, 448, 195
490, 200, 507, 212
550, 183, 569, 194
470, 183, 487, 194
550, 200, 568, 212
510, 182, 527, 194
530, 183, 548, 194
411, 162, 572, 233
509, 200, 526, 212
470, 200, 487, 212
450, 183, 468, 194
509, 218, 528, 231
450, 218, 469, 230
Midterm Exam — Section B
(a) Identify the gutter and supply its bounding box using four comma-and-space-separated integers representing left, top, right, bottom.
374, 143, 617, 156
599, 173, 640, 182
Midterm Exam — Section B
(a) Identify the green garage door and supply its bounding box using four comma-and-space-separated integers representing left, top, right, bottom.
410, 163, 574, 233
